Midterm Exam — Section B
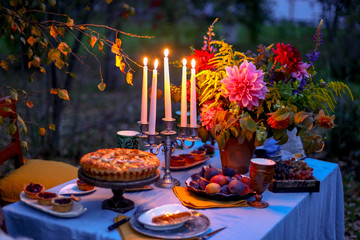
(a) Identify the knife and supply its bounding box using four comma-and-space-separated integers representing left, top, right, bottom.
107, 217, 130, 231
199, 227, 226, 240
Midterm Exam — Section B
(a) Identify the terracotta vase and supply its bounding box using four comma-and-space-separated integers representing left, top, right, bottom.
218, 137, 255, 174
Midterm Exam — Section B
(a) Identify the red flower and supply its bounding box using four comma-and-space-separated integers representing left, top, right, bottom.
273, 43, 302, 74
188, 49, 216, 73
267, 113, 290, 130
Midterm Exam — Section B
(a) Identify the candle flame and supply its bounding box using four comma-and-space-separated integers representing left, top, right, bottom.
182, 58, 187, 66
164, 49, 169, 57
154, 59, 159, 69
143, 57, 148, 66
191, 59, 196, 69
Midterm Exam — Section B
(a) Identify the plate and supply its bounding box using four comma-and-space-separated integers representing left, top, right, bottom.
20, 192, 87, 218
138, 204, 192, 230
130, 210, 210, 239
58, 183, 97, 195
185, 177, 255, 201
161, 155, 210, 170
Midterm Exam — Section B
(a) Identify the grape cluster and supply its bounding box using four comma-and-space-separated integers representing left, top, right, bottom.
274, 158, 314, 180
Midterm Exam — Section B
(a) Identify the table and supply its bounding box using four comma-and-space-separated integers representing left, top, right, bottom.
3, 143, 345, 240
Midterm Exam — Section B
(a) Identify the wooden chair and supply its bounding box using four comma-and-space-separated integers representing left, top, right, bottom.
0, 96, 24, 169
0, 96, 78, 206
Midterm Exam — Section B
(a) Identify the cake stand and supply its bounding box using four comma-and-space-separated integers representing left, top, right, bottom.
78, 168, 160, 213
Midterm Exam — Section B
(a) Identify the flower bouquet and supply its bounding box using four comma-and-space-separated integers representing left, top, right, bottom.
172, 19, 352, 161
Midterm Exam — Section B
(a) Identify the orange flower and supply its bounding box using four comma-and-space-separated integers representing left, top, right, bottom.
267, 113, 290, 130
315, 110, 335, 129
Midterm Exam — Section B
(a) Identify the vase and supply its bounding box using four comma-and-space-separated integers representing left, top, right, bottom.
218, 137, 255, 174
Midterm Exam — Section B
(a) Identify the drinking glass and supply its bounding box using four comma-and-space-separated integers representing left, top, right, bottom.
248, 158, 276, 208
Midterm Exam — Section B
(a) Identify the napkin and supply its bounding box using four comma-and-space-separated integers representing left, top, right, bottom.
173, 186, 249, 209
114, 215, 154, 240
114, 215, 197, 240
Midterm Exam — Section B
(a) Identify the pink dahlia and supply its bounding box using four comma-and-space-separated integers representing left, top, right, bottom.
221, 60, 268, 110
200, 101, 224, 131
292, 62, 310, 80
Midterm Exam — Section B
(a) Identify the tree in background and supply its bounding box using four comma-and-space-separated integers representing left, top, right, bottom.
0, 0, 150, 157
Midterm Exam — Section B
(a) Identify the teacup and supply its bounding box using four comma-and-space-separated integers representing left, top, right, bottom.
117, 130, 140, 149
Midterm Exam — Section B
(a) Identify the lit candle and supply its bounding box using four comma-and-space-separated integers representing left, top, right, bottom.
164, 49, 172, 120
141, 57, 148, 124
190, 59, 197, 127
149, 59, 159, 135
181, 58, 187, 127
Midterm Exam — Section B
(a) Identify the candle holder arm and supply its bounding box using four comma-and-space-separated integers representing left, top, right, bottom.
174, 137, 196, 149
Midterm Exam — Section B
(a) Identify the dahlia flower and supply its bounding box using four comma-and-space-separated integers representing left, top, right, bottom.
273, 43, 302, 74
200, 101, 224, 131
188, 49, 216, 73
221, 60, 268, 110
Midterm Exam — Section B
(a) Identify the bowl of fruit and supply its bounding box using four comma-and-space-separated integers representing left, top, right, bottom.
185, 164, 255, 201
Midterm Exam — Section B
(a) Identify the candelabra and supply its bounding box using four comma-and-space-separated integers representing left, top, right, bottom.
138, 119, 200, 188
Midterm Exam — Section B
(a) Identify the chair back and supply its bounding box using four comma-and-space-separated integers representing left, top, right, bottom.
0, 96, 24, 168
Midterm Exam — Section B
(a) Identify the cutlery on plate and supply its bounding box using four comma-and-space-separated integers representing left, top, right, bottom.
196, 227, 226, 240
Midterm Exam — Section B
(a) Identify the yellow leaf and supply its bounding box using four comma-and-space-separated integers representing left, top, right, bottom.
106, 0, 113, 4
50, 88, 59, 95
0, 60, 9, 71
49, 124, 56, 131
48, 48, 61, 61
120, 62, 125, 73
98, 82, 106, 91
115, 55, 121, 67
126, 71, 133, 85
55, 59, 65, 69
116, 38, 122, 48
58, 42, 71, 56
89, 36, 97, 48
21, 141, 28, 151
26, 100, 33, 108
27, 36, 36, 46
31, 26, 41, 37
58, 89, 70, 101
31, 56, 41, 68
97, 40, 104, 53
40, 66, 46, 74
49, 25, 58, 39
67, 18, 74, 29
39, 127, 46, 136
111, 43, 120, 55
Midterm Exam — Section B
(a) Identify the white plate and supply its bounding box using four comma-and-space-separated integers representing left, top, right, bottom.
131, 210, 210, 239
138, 204, 192, 230
20, 192, 87, 218
58, 183, 97, 195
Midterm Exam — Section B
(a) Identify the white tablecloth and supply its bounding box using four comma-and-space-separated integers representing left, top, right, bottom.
3, 144, 344, 240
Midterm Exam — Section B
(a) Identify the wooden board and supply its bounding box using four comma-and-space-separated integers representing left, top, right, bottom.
268, 177, 320, 193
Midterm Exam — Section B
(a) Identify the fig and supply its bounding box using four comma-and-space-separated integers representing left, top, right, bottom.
228, 180, 245, 194
205, 183, 221, 194
233, 174, 243, 181
241, 176, 254, 188
204, 165, 220, 181
191, 173, 201, 181
220, 184, 230, 194
222, 166, 236, 177
203, 144, 215, 154
198, 177, 210, 190
210, 174, 228, 186
189, 180, 200, 189
200, 166, 206, 177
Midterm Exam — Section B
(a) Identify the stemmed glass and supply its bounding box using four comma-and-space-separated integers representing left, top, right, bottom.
248, 158, 276, 208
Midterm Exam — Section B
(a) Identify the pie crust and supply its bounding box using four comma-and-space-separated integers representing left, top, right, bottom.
36, 192, 58, 206
24, 183, 45, 199
80, 148, 160, 182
